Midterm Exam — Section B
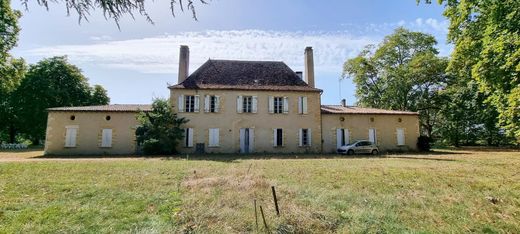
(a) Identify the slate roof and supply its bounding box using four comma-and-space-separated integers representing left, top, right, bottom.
47, 104, 152, 112
169, 59, 321, 92
321, 105, 419, 115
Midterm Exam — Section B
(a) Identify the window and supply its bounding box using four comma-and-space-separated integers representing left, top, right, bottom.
369, 128, 377, 144
184, 128, 194, 147
204, 95, 220, 113
396, 128, 405, 145
178, 95, 199, 112
273, 128, 283, 147
237, 96, 257, 113
298, 96, 308, 114
105, 115, 111, 121
299, 128, 311, 146
208, 128, 220, 147
101, 129, 112, 148
64, 126, 78, 147
336, 128, 350, 148
269, 96, 288, 114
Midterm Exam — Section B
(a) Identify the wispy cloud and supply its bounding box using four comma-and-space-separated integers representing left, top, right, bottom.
27, 30, 378, 74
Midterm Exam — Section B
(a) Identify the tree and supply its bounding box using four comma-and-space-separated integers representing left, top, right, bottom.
90, 85, 110, 105
135, 99, 188, 155
0, 57, 26, 143
12, 56, 109, 144
421, 0, 520, 142
0, 0, 21, 62
343, 28, 448, 138
21, 0, 208, 27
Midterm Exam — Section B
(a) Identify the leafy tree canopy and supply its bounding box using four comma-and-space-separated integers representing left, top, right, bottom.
20, 0, 208, 27
343, 28, 448, 137
0, 0, 21, 62
12, 56, 109, 144
420, 0, 520, 142
136, 99, 188, 155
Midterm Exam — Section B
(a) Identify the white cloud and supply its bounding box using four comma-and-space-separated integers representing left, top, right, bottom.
89, 35, 113, 41
27, 30, 378, 74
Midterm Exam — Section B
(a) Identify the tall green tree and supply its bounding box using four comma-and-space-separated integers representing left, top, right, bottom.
12, 56, 109, 144
421, 0, 520, 142
90, 85, 110, 105
0, 0, 20, 62
343, 28, 448, 137
0, 57, 26, 143
135, 99, 188, 155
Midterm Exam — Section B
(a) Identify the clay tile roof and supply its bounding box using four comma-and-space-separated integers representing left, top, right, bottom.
47, 104, 152, 112
321, 105, 419, 115
169, 59, 321, 92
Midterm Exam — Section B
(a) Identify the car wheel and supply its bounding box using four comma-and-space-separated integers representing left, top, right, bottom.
371, 149, 379, 155
347, 149, 354, 155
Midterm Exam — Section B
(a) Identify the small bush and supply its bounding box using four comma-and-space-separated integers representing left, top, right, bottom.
417, 136, 431, 151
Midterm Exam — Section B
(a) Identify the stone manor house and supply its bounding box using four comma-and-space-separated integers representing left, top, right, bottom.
44, 46, 419, 155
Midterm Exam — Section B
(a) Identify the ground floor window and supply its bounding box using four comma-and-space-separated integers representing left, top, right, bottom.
64, 126, 78, 147
299, 128, 311, 146
184, 128, 194, 147
208, 128, 220, 147
396, 128, 405, 145
273, 128, 283, 147
336, 128, 350, 148
101, 129, 112, 148
369, 128, 377, 144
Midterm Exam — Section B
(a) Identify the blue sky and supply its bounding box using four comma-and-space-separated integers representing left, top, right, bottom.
10, 0, 449, 105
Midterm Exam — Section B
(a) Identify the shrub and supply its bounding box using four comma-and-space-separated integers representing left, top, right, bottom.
417, 136, 431, 151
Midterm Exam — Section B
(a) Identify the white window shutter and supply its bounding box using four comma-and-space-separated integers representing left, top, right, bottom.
178, 95, 185, 112
298, 97, 303, 114
268, 96, 274, 113
298, 129, 303, 146
302, 97, 308, 114
214, 128, 220, 146
252, 96, 258, 113
249, 128, 254, 152
204, 95, 210, 112
237, 96, 243, 113
344, 129, 350, 145
283, 97, 289, 114
308, 128, 312, 146
397, 128, 405, 145
369, 128, 376, 143
239, 128, 245, 151
273, 129, 277, 146
194, 95, 200, 112
65, 127, 77, 147
188, 128, 194, 147
215, 96, 220, 112
336, 128, 343, 148
101, 129, 112, 147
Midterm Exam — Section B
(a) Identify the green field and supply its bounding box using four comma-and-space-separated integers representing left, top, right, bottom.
1, 150, 519, 233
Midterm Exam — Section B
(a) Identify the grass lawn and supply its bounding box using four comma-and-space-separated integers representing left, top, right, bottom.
0, 150, 519, 233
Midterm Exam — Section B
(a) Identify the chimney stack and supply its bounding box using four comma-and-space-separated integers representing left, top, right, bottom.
295, 71, 303, 80
304, 47, 315, 88
178, 45, 189, 84
341, 99, 347, 107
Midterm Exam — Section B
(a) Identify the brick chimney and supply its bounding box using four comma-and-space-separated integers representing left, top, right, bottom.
341, 99, 347, 107
178, 45, 189, 84
304, 47, 315, 88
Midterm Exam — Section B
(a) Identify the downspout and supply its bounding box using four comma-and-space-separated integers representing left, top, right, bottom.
319, 90, 324, 154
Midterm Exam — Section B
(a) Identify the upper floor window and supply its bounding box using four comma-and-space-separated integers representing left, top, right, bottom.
237, 95, 257, 113
269, 96, 288, 114
178, 95, 200, 113
298, 96, 308, 114
204, 95, 220, 113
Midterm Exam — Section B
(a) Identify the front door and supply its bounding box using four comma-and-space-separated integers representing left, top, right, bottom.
240, 128, 254, 153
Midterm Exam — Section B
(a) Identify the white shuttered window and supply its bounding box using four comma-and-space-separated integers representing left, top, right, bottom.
209, 128, 220, 147
185, 128, 194, 147
64, 126, 78, 147
397, 128, 405, 146
101, 129, 112, 147
298, 97, 308, 114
